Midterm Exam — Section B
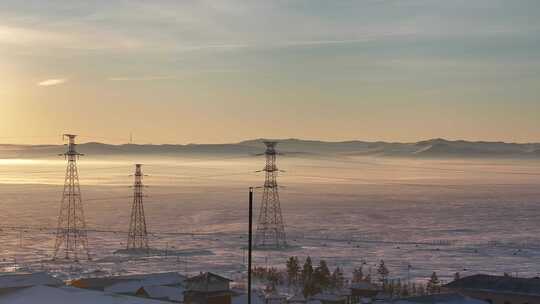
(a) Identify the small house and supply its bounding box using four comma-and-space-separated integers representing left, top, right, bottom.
444, 274, 540, 304
71, 271, 186, 292
184, 272, 234, 304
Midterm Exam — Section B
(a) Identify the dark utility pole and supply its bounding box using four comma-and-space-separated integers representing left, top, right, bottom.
248, 187, 254, 304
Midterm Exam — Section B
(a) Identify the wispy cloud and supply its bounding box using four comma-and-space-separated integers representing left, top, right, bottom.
0, 25, 69, 46
2, 1, 532, 55
37, 78, 67, 86
274, 29, 419, 48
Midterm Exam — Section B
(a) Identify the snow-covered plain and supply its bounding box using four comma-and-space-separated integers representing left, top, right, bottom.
1, 155, 540, 283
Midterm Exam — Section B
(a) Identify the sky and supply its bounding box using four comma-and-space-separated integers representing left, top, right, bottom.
0, 0, 539, 145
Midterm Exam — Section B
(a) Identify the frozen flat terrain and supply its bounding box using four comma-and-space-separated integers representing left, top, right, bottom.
1, 155, 540, 283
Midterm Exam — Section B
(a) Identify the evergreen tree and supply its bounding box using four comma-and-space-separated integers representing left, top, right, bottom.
427, 272, 441, 294
365, 271, 372, 283
331, 267, 345, 290
401, 282, 410, 297
301, 257, 314, 284
377, 260, 389, 285
286, 256, 300, 286
313, 260, 332, 292
352, 266, 364, 283
394, 279, 402, 298
301, 257, 315, 297
267, 267, 280, 289
336, 267, 345, 289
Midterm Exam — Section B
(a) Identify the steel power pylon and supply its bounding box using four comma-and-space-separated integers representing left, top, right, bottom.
127, 164, 149, 251
53, 134, 90, 260
254, 141, 287, 248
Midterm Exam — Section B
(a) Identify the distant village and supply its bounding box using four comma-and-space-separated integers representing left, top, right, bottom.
1, 258, 539, 304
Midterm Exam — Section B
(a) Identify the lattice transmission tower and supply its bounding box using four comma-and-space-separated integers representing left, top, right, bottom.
127, 164, 149, 251
53, 134, 90, 260
254, 141, 287, 248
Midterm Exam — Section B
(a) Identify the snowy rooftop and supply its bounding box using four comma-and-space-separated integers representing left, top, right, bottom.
444, 274, 540, 296
105, 281, 146, 294
186, 272, 232, 283
394, 293, 487, 304
142, 285, 184, 302
73, 272, 186, 290
0, 285, 169, 304
114, 272, 187, 286
0, 272, 63, 289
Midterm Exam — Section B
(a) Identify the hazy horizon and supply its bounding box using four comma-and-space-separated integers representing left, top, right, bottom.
2, 136, 540, 147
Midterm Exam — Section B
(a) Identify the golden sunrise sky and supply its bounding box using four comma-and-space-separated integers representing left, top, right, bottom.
1, 1, 539, 144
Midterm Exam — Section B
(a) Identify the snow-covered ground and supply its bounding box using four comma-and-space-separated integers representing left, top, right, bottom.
1, 155, 540, 283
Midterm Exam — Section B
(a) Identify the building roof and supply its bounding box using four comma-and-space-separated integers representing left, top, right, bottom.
105, 281, 146, 294
141, 285, 184, 302
444, 274, 540, 296
125, 272, 186, 286
0, 272, 63, 289
73, 272, 186, 290
394, 293, 487, 304
0, 285, 168, 304
186, 272, 232, 283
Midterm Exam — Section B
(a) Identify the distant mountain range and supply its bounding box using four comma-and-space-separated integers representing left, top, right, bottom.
1, 138, 539, 159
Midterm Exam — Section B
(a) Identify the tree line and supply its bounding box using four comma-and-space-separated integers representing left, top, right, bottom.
253, 256, 447, 299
